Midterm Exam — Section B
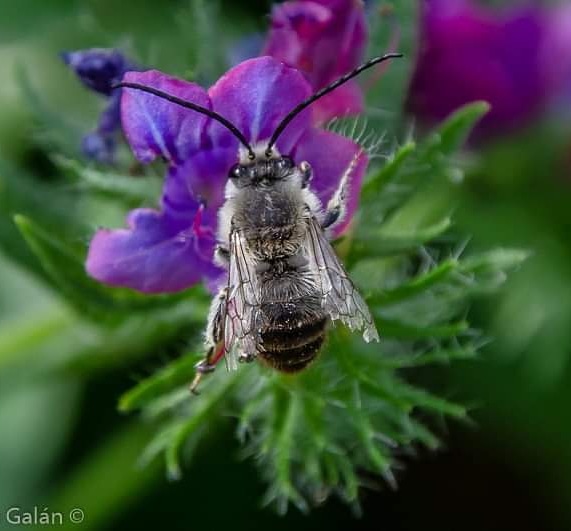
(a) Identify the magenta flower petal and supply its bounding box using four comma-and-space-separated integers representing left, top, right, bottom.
311, 80, 363, 124
121, 70, 212, 165
406, 1, 571, 138
264, 2, 333, 67
208, 57, 312, 154
263, 0, 367, 121
293, 129, 367, 236
544, 4, 571, 102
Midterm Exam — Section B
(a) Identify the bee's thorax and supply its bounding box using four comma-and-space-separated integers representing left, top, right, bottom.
232, 183, 308, 261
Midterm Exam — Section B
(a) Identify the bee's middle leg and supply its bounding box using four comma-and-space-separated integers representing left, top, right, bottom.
190, 286, 227, 394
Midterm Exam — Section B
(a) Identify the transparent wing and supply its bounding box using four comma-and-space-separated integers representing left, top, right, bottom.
304, 217, 379, 342
223, 229, 260, 370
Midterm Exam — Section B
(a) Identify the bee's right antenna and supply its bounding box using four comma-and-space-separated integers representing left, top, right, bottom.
114, 81, 257, 160
265, 53, 403, 157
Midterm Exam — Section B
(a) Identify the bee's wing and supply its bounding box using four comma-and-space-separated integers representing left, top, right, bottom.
223, 229, 260, 370
304, 217, 379, 342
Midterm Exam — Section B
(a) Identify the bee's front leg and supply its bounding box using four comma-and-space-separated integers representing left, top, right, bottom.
190, 286, 227, 395
321, 152, 359, 230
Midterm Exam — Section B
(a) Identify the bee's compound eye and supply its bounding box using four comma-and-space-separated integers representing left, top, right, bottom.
229, 164, 244, 180
276, 156, 293, 174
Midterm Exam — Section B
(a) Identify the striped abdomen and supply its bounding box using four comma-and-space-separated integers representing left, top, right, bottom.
257, 297, 327, 373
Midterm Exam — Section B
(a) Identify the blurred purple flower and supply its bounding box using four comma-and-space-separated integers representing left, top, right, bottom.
406, 0, 571, 139
545, 4, 571, 109
61, 48, 142, 163
263, 0, 368, 123
86, 57, 368, 294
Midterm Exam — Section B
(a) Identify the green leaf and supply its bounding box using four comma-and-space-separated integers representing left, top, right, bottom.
375, 318, 470, 339
379, 344, 479, 369
362, 142, 416, 197
16, 64, 83, 157
162, 372, 243, 480
428, 101, 490, 157
119, 352, 200, 413
399, 384, 467, 419
0, 308, 74, 372
459, 248, 530, 275
351, 217, 452, 260
54, 156, 162, 204
0, 159, 81, 277
14, 214, 194, 319
271, 393, 308, 514
370, 259, 457, 304
360, 103, 489, 225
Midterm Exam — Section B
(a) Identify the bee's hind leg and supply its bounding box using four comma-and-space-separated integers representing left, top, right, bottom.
190, 286, 227, 395
190, 344, 225, 395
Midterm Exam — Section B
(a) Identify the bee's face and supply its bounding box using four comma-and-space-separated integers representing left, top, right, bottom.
228, 156, 295, 188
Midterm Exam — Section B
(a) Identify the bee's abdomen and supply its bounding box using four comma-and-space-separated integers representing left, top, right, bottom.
259, 334, 325, 373
258, 301, 327, 373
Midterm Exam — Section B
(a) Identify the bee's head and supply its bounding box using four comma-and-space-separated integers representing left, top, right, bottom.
228, 156, 297, 188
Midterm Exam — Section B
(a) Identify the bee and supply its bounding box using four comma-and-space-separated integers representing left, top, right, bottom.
116, 54, 402, 392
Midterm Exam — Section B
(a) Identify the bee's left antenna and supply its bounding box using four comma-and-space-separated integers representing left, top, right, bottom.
265, 53, 403, 157
113, 82, 256, 160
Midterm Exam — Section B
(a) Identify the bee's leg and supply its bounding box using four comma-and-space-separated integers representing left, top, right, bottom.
214, 244, 230, 267
322, 173, 349, 230
321, 152, 360, 230
299, 161, 313, 188
238, 352, 256, 364
190, 287, 227, 395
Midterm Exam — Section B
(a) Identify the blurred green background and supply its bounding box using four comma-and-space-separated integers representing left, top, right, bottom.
0, 0, 570, 530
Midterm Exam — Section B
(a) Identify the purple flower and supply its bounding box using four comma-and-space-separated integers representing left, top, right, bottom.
263, 0, 368, 123
406, 0, 571, 139
62, 48, 142, 163
86, 57, 368, 294
544, 4, 571, 108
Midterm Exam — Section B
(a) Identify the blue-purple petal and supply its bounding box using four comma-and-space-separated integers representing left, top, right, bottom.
62, 48, 142, 163
85, 147, 233, 294
61, 48, 134, 96
162, 147, 235, 227
208, 57, 312, 155
81, 131, 116, 165
86, 207, 219, 293
121, 70, 212, 165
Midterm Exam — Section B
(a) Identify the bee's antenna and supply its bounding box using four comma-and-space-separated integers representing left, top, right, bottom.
113, 81, 256, 160
265, 53, 403, 157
